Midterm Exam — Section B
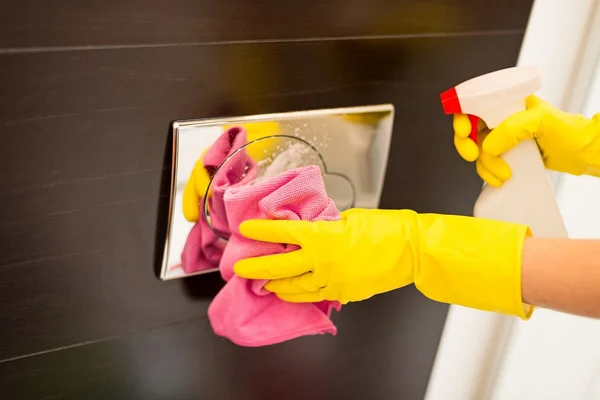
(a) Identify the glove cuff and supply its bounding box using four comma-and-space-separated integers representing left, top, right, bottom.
581, 113, 600, 177
413, 214, 533, 320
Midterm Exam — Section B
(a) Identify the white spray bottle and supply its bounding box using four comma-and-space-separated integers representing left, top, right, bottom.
441, 66, 568, 238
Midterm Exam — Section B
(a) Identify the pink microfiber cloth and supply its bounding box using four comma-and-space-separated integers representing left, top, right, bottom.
208, 165, 342, 346
203, 127, 257, 238
179, 126, 257, 274
179, 203, 225, 274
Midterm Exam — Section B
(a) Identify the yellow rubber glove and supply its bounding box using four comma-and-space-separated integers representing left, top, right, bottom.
454, 95, 600, 187
234, 208, 533, 319
182, 148, 211, 222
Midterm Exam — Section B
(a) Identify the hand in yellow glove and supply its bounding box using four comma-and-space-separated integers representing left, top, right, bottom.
234, 208, 533, 319
454, 95, 600, 187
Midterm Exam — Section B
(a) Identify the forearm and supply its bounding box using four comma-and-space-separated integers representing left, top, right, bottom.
522, 237, 600, 318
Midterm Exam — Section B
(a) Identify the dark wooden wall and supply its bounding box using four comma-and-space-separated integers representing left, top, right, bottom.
0, 1, 533, 399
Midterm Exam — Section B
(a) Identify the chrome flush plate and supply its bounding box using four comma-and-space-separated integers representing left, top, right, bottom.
161, 104, 395, 280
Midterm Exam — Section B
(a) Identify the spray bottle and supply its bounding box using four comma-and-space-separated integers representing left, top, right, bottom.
441, 66, 567, 238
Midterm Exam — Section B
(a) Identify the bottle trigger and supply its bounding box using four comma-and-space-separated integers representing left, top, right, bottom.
467, 115, 479, 144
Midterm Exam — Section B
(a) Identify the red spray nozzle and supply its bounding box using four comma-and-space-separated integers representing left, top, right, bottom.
440, 87, 461, 114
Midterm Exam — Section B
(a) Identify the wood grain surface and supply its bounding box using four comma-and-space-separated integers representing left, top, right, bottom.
1, 0, 530, 48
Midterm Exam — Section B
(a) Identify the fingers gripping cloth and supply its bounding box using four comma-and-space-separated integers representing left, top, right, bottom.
208, 165, 342, 346
179, 127, 257, 273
